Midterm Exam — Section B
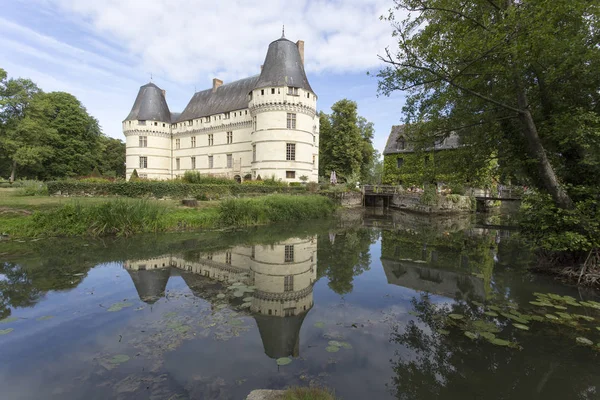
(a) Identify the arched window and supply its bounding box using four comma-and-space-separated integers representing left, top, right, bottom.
397, 136, 406, 150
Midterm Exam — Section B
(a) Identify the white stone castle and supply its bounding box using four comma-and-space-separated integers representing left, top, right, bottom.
123, 35, 319, 182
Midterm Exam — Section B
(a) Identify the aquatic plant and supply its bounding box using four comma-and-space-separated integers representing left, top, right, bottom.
282, 386, 337, 400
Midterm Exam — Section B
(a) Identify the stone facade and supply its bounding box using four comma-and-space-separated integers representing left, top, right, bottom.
124, 37, 319, 183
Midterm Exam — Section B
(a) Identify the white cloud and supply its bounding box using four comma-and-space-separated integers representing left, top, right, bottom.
43, 0, 397, 83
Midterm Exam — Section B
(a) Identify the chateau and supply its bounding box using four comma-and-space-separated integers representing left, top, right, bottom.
123, 35, 319, 182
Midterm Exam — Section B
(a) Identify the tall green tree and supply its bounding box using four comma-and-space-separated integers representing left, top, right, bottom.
377, 0, 600, 209
319, 100, 376, 182
98, 136, 126, 178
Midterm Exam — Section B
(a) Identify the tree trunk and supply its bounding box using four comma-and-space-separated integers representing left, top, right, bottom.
516, 89, 573, 209
9, 160, 16, 183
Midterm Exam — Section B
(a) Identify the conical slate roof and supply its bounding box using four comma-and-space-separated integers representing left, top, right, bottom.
254, 311, 309, 359
253, 38, 313, 93
124, 82, 172, 122
127, 268, 171, 304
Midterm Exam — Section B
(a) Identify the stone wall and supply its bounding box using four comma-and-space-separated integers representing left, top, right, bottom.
390, 192, 474, 214
320, 191, 362, 207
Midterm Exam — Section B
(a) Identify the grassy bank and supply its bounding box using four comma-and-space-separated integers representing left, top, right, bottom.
0, 193, 335, 238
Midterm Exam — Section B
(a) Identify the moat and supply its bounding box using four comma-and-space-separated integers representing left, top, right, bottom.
0, 209, 599, 400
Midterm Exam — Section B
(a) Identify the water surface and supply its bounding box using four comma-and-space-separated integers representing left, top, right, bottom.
1, 211, 599, 400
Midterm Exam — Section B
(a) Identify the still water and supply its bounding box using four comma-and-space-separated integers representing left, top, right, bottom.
1, 210, 599, 400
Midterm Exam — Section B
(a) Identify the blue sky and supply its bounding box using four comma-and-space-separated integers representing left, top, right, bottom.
2, 0, 407, 153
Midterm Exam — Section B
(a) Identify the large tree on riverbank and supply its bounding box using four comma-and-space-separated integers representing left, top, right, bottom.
377, 0, 600, 209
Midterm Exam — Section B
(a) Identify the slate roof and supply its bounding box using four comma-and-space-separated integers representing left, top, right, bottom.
176, 75, 259, 122
124, 83, 172, 123
126, 268, 171, 304
254, 37, 313, 93
383, 125, 461, 155
254, 311, 309, 359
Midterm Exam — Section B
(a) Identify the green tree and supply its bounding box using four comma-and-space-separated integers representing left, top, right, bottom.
98, 136, 126, 178
318, 111, 333, 178
357, 116, 376, 183
0, 68, 52, 182
377, 0, 600, 210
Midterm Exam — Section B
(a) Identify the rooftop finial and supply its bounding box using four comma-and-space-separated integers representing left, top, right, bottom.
282, 24, 285, 38
150, 72, 153, 82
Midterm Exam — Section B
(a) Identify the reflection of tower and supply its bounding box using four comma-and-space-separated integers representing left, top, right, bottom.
123, 257, 172, 304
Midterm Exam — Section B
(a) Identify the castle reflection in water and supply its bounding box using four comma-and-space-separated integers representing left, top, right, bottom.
123, 236, 317, 359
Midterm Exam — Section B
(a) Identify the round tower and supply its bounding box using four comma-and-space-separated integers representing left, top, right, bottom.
249, 37, 319, 182
123, 83, 173, 180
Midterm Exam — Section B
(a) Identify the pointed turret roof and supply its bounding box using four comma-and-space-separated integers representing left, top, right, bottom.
124, 82, 172, 122
126, 268, 171, 304
254, 311, 309, 359
253, 37, 313, 92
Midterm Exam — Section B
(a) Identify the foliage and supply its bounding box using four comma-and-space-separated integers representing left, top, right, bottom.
90, 166, 101, 178
306, 182, 319, 193
377, 0, 600, 210
520, 191, 600, 253
318, 100, 378, 182
218, 195, 335, 227
16, 180, 48, 196
181, 171, 233, 185
46, 180, 307, 199
130, 169, 140, 181
419, 185, 438, 206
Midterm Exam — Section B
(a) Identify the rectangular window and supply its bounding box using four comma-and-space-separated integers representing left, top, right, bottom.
286, 143, 296, 161
313, 154, 316, 168
227, 131, 233, 144
287, 87, 298, 95
284, 275, 294, 292
286, 113, 296, 129
191, 156, 196, 169
271, 88, 275, 94
225, 252, 232, 264
139, 120, 146, 125
252, 145, 256, 162
253, 116, 257, 131
208, 155, 213, 169
397, 157, 404, 168
205, 117, 210, 123
176, 158, 180, 170
188, 120, 193, 126
175, 139, 180, 149
286, 171, 295, 179
139, 156, 147, 169
191, 136, 196, 148
261, 89, 264, 95
284, 245, 294, 262
208, 134, 214, 146
224, 112, 230, 119
227, 154, 232, 168
139, 136, 147, 147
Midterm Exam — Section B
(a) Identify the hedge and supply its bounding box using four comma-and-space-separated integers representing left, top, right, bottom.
46, 181, 307, 199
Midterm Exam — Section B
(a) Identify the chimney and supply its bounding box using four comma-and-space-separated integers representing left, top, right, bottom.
212, 78, 223, 92
161, 89, 166, 98
296, 40, 304, 65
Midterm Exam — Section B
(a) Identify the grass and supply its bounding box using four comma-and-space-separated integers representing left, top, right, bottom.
0, 189, 336, 238
282, 387, 337, 400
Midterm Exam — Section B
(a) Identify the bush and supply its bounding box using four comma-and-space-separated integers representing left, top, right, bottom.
420, 185, 438, 206
46, 180, 307, 199
16, 180, 48, 196
448, 182, 466, 195
306, 182, 319, 193
289, 182, 302, 187
182, 171, 233, 185
90, 167, 102, 178
130, 169, 140, 182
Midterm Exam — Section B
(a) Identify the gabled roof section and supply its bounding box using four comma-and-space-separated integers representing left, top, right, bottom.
125, 82, 172, 122
176, 75, 259, 122
383, 125, 461, 155
254, 37, 313, 93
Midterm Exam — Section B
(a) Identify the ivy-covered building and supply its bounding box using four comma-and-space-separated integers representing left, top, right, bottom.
382, 125, 496, 188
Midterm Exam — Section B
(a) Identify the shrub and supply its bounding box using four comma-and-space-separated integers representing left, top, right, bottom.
90, 167, 102, 178
289, 182, 302, 187
182, 171, 233, 185
420, 185, 438, 206
448, 182, 466, 195
306, 182, 319, 193
130, 169, 140, 182
16, 180, 48, 196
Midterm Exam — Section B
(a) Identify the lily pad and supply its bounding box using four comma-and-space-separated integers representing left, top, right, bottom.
339, 342, 353, 349
216, 304, 227, 310
545, 314, 559, 321
108, 354, 130, 364
243, 297, 253, 302
479, 332, 495, 340
437, 329, 450, 336
36, 316, 54, 321
0, 317, 17, 324
553, 305, 568, 310
556, 312, 572, 320
328, 340, 342, 347
529, 301, 551, 307
233, 291, 245, 298
107, 302, 133, 312
314, 321, 325, 329
530, 315, 545, 322
276, 357, 292, 366
228, 319, 244, 326
488, 338, 510, 347
576, 337, 593, 346
573, 314, 595, 322
240, 302, 252, 308
487, 305, 502, 312
484, 311, 499, 317
472, 320, 501, 333
216, 294, 226, 299
325, 345, 340, 353
464, 331, 478, 340
448, 314, 465, 320
513, 323, 529, 331
0, 328, 14, 335
472, 301, 484, 307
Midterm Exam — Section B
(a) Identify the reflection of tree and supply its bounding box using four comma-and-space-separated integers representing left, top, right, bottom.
388, 295, 598, 400
317, 228, 376, 294
0, 263, 43, 319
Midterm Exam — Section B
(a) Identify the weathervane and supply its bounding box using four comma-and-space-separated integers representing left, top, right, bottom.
282, 24, 285, 38
150, 72, 153, 82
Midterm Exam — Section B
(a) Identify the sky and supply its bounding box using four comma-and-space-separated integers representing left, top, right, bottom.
1, 0, 407, 153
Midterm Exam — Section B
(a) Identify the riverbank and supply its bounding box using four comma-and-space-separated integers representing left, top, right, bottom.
0, 189, 336, 239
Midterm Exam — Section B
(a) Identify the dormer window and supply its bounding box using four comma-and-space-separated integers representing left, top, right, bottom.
138, 120, 146, 126
287, 87, 299, 96
397, 136, 406, 150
